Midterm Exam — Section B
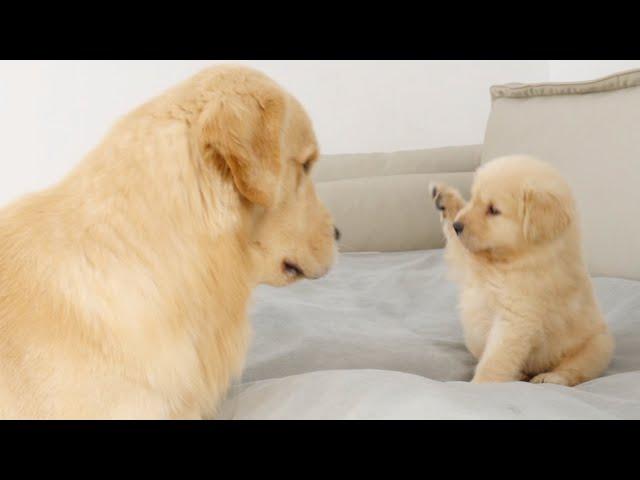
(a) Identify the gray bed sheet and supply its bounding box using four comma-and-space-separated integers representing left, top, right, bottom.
219, 250, 640, 419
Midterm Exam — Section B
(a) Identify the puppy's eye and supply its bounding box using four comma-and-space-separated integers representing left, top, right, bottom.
487, 204, 501, 216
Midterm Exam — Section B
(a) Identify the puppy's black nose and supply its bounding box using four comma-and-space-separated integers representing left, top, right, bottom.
453, 222, 464, 235
334, 227, 341, 241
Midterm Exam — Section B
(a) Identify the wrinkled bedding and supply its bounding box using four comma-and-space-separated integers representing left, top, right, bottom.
219, 250, 640, 419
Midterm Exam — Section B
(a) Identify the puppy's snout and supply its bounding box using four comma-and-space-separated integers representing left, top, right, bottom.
453, 222, 464, 235
334, 227, 341, 241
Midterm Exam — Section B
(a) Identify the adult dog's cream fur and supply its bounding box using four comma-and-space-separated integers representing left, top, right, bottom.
0, 65, 337, 418
430, 155, 613, 386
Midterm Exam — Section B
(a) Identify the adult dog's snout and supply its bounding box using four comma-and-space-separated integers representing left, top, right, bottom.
453, 222, 464, 235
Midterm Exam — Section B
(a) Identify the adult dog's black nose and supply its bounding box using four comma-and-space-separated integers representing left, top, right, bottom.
453, 222, 464, 235
334, 227, 341, 241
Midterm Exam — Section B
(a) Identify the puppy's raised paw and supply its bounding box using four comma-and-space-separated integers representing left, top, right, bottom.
429, 182, 440, 200
428, 182, 465, 222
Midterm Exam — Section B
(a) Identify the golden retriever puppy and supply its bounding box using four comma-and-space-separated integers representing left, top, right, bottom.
429, 155, 613, 386
0, 65, 338, 419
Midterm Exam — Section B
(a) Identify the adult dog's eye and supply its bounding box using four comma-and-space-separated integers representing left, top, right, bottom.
302, 160, 312, 174
487, 204, 501, 216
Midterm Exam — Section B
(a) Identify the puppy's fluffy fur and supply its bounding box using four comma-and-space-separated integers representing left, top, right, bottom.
0, 65, 337, 418
430, 155, 613, 386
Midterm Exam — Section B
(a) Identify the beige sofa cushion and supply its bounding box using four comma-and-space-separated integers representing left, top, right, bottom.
482, 69, 640, 280
317, 172, 472, 253
314, 145, 481, 182
313, 146, 481, 252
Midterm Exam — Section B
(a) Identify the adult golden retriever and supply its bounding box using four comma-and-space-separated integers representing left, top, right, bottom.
0, 65, 338, 419
430, 155, 613, 386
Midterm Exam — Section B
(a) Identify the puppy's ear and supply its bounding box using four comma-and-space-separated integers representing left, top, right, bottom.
198, 88, 285, 207
521, 184, 572, 243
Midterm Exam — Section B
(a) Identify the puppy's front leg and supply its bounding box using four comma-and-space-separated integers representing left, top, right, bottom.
472, 315, 533, 383
428, 182, 466, 241
429, 182, 465, 222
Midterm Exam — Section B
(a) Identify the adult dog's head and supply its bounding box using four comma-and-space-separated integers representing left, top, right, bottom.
190, 65, 337, 286
452, 155, 575, 257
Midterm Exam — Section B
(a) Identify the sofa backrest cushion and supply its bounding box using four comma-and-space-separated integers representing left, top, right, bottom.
314, 146, 481, 252
482, 69, 640, 280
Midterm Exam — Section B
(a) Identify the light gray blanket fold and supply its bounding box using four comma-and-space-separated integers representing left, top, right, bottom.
220, 250, 640, 419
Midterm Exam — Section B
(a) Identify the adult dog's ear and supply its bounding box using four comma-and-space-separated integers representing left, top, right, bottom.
521, 184, 572, 243
198, 88, 285, 207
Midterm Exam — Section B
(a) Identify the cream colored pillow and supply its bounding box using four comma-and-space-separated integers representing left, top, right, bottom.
314, 146, 481, 252
317, 172, 472, 252
314, 145, 480, 182
482, 69, 640, 280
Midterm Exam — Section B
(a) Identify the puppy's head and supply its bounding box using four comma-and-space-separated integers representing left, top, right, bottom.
196, 65, 337, 286
453, 155, 574, 256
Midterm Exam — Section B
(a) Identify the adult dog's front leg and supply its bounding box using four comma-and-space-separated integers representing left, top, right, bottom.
472, 315, 533, 383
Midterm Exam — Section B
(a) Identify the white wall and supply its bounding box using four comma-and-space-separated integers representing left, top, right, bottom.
0, 60, 549, 206
549, 60, 640, 81
2, 60, 639, 207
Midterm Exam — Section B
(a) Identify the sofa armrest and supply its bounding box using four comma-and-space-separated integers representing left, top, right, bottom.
313, 144, 481, 182
314, 145, 480, 253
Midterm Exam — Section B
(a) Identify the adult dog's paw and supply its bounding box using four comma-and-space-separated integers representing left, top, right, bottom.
530, 372, 572, 386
